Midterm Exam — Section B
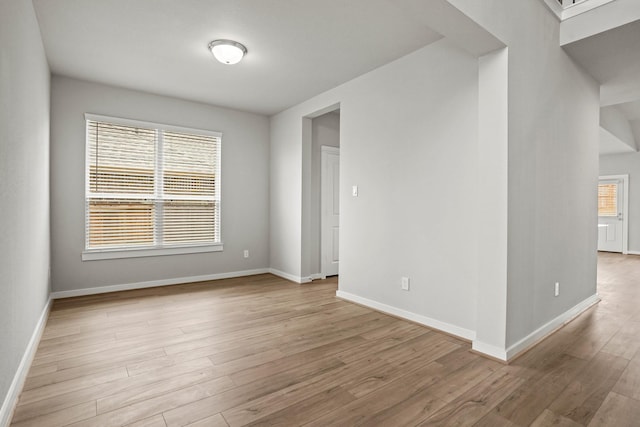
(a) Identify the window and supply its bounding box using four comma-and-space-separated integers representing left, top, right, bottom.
83, 114, 221, 260
598, 182, 617, 217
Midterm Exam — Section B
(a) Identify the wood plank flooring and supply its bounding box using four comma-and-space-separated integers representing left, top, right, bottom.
10, 252, 640, 426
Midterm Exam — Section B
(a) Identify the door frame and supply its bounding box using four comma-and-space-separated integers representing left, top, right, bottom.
599, 174, 629, 254
321, 145, 340, 277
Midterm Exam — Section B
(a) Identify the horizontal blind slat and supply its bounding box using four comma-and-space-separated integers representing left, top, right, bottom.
163, 131, 219, 197
161, 201, 218, 244
88, 199, 154, 248
86, 119, 221, 250
598, 183, 617, 217
88, 120, 156, 195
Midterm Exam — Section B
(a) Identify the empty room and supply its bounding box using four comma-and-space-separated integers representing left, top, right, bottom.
2, 0, 640, 426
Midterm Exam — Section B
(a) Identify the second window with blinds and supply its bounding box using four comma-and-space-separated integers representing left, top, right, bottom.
83, 114, 222, 260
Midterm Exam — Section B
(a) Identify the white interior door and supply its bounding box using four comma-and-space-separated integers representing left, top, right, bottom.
321, 146, 340, 277
598, 178, 625, 253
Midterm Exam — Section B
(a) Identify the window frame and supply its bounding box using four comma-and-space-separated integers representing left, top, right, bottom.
82, 113, 223, 261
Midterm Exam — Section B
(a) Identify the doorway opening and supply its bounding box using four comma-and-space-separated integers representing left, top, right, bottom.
597, 174, 629, 254
301, 105, 340, 281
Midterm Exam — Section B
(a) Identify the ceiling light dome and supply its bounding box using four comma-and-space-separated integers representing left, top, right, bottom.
208, 39, 247, 65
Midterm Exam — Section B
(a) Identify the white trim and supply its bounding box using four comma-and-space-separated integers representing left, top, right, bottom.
309, 273, 327, 281
51, 268, 269, 299
506, 293, 600, 360
84, 114, 223, 257
335, 290, 476, 341
471, 341, 507, 361
268, 268, 310, 284
626, 251, 640, 256
0, 298, 52, 427
622, 175, 629, 254
82, 243, 223, 261
472, 293, 600, 361
599, 174, 629, 254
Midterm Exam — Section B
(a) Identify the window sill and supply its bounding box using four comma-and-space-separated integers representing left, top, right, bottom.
82, 244, 223, 261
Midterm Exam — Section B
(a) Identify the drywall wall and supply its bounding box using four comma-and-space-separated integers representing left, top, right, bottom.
50, 76, 270, 292
600, 106, 636, 151
600, 127, 637, 156
475, 47, 509, 354
600, 152, 640, 252
449, 0, 600, 349
271, 37, 479, 334
270, 109, 304, 280
0, 0, 51, 422
309, 113, 340, 277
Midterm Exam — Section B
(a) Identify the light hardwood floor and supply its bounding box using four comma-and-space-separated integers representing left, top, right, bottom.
9, 252, 640, 426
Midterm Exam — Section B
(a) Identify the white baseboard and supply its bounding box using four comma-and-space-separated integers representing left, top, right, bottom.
335, 290, 476, 341
308, 273, 326, 281
504, 293, 600, 360
0, 297, 52, 427
472, 293, 601, 362
599, 250, 640, 256
268, 268, 311, 284
51, 268, 270, 299
471, 341, 507, 361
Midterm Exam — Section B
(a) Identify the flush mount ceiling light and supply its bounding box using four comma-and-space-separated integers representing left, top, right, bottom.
208, 39, 247, 65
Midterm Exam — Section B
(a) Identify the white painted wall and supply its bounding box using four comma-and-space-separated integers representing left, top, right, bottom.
449, 0, 600, 350
50, 76, 270, 293
474, 47, 509, 355
271, 38, 480, 334
270, 110, 304, 279
600, 127, 637, 156
0, 0, 51, 421
600, 152, 640, 253
600, 106, 636, 151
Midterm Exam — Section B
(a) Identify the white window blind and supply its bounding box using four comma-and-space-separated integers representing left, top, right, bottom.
598, 182, 617, 217
85, 115, 221, 256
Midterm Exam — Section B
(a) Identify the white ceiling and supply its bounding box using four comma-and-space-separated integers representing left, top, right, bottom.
33, 0, 442, 116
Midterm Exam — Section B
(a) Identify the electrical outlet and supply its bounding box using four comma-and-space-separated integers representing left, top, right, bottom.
243, 250, 249, 258
401, 277, 410, 291
554, 282, 560, 297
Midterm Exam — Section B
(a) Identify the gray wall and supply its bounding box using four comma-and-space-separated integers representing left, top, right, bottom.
271, 0, 601, 354
600, 106, 636, 150
50, 76, 270, 292
451, 0, 600, 348
600, 152, 640, 252
0, 0, 51, 419
309, 113, 340, 277
271, 38, 480, 334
